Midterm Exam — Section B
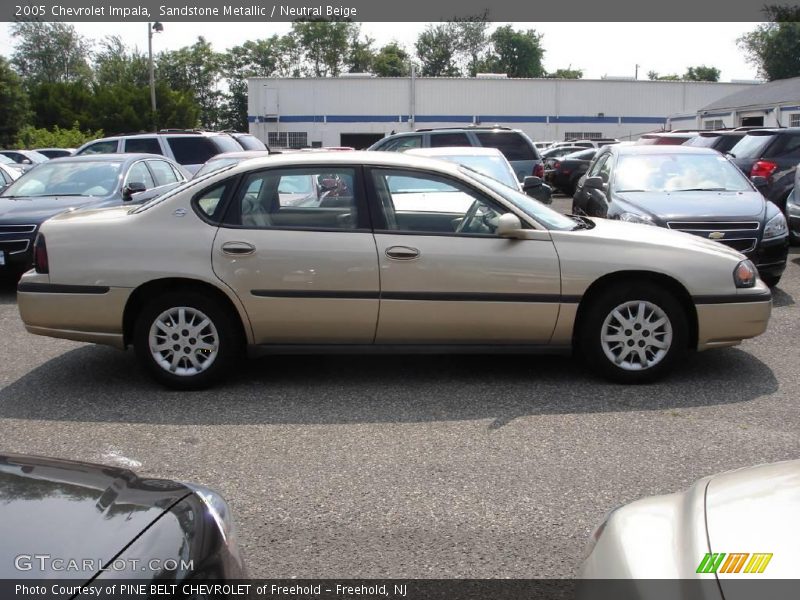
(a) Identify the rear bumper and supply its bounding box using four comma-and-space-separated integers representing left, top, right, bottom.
17, 274, 130, 349
694, 290, 772, 351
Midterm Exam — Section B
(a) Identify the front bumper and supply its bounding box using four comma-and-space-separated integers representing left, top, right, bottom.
694, 288, 772, 351
749, 235, 789, 277
17, 272, 130, 349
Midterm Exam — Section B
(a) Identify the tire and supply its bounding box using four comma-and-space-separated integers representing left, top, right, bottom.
133, 292, 243, 390
578, 283, 688, 384
760, 273, 781, 288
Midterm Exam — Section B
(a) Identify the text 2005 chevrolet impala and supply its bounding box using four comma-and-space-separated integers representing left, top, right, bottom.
17, 152, 771, 390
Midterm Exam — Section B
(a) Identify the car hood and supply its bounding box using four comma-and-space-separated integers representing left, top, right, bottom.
0, 196, 109, 224
705, 459, 800, 585
615, 190, 764, 220
0, 454, 191, 580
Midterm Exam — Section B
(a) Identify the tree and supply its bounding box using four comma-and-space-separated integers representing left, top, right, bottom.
415, 23, 461, 76
683, 65, 721, 82
738, 6, 800, 80
372, 43, 411, 77
347, 31, 375, 73
453, 13, 490, 77
647, 71, 680, 81
10, 22, 93, 85
94, 36, 149, 88
15, 122, 102, 149
221, 38, 283, 131
548, 67, 583, 79
0, 56, 30, 146
483, 26, 545, 78
291, 20, 356, 76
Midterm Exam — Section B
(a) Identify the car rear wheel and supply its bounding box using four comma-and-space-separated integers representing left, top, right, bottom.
133, 292, 242, 390
579, 284, 688, 383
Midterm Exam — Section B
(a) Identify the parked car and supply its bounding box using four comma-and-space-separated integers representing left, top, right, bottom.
581, 459, 800, 581
405, 146, 552, 204
540, 145, 588, 160
553, 138, 619, 149
572, 145, 789, 287
368, 126, 544, 183
786, 163, 800, 243
637, 132, 699, 145
534, 140, 556, 150
0, 149, 49, 171
544, 148, 598, 195
74, 130, 244, 174
0, 453, 246, 581
33, 147, 75, 159
0, 154, 188, 276
17, 151, 772, 389
727, 127, 800, 213
682, 130, 748, 154
0, 162, 21, 189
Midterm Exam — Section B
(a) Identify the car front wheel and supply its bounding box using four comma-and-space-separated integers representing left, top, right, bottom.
579, 284, 688, 384
133, 292, 242, 390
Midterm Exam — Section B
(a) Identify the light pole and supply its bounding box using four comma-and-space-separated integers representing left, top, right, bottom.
148, 21, 164, 131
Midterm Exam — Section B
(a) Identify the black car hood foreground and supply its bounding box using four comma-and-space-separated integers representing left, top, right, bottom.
615, 190, 765, 220
0, 454, 192, 580
0, 196, 110, 225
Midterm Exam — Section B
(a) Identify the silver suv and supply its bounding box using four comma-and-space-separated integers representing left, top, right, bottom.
74, 130, 244, 174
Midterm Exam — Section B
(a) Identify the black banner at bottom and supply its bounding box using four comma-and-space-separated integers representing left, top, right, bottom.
3, 579, 800, 600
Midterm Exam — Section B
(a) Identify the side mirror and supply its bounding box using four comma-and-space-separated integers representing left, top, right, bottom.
496, 213, 525, 239
583, 176, 605, 190
523, 176, 543, 191
750, 175, 768, 191
122, 181, 147, 201
21, 158, 32, 165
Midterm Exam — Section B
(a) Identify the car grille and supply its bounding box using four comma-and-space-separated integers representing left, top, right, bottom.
0, 224, 37, 234
0, 240, 30, 254
666, 221, 760, 254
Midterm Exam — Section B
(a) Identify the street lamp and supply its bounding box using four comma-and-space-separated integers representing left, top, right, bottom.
148, 21, 164, 131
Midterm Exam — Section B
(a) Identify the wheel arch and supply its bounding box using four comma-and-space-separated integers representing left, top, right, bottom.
122, 277, 252, 347
572, 270, 698, 350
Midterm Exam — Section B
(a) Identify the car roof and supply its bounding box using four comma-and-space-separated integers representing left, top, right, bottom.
47, 153, 175, 163
612, 144, 720, 155
406, 147, 505, 157
207, 150, 271, 161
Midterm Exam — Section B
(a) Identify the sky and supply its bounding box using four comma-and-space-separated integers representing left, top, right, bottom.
0, 22, 761, 82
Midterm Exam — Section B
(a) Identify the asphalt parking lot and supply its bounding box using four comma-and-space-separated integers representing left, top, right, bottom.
1, 196, 798, 578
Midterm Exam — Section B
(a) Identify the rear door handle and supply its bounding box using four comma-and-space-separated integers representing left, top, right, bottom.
221, 241, 256, 256
385, 246, 420, 260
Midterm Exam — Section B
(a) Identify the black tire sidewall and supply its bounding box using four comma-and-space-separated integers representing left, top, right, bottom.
133, 292, 241, 390
579, 284, 688, 384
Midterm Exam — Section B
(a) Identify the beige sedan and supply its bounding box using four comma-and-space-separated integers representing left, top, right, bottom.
17, 152, 772, 389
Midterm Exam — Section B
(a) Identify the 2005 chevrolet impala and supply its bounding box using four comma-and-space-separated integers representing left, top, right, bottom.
17, 152, 771, 390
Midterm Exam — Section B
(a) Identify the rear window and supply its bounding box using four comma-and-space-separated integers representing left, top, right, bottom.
235, 135, 267, 151
565, 149, 597, 160
167, 137, 220, 165
210, 135, 244, 153
475, 131, 536, 161
729, 133, 775, 158
684, 136, 716, 148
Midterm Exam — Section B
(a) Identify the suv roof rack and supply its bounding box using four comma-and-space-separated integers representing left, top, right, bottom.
414, 125, 513, 132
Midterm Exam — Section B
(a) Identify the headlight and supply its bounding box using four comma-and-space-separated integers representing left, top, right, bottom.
733, 260, 757, 288
619, 212, 655, 225
763, 211, 788, 239
186, 484, 237, 543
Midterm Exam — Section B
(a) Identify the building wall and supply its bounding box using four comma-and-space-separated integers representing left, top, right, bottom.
247, 77, 757, 147
670, 103, 800, 131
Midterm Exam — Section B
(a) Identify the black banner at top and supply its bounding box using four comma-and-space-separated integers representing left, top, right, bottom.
3, 0, 798, 22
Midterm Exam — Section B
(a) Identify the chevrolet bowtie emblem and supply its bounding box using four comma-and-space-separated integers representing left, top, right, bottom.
709, 231, 725, 239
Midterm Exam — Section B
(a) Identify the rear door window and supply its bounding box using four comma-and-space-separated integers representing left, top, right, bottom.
147, 160, 181, 186
123, 137, 163, 155
77, 140, 119, 155
429, 133, 471, 147
125, 161, 156, 189
384, 136, 422, 151
768, 133, 800, 159
166, 137, 219, 165
475, 132, 537, 161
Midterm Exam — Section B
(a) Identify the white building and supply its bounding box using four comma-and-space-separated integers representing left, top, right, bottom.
247, 76, 757, 148
669, 76, 800, 130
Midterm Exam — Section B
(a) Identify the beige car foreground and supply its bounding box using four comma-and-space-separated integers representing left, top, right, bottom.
17, 152, 771, 389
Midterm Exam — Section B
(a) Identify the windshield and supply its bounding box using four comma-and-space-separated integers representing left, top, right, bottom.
26, 151, 50, 163
461, 167, 576, 231
434, 154, 518, 188
729, 133, 774, 158
0, 161, 122, 198
193, 156, 245, 179
613, 153, 752, 193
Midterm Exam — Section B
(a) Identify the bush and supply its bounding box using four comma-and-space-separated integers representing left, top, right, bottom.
15, 122, 103, 149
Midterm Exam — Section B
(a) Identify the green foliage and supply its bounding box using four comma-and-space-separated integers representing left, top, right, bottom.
14, 122, 102, 149
94, 36, 149, 88
0, 56, 30, 146
683, 65, 721, 82
738, 6, 800, 81
453, 13, 491, 77
372, 43, 411, 77
647, 71, 681, 81
548, 67, 583, 79
10, 22, 93, 85
483, 26, 545, 78
291, 20, 358, 76
416, 24, 462, 76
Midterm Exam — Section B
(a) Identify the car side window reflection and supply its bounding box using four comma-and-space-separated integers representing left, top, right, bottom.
125, 162, 155, 189
371, 169, 504, 236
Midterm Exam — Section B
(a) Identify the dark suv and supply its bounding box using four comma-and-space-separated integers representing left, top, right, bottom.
728, 128, 800, 213
683, 130, 748, 154
369, 126, 543, 182
74, 130, 244, 174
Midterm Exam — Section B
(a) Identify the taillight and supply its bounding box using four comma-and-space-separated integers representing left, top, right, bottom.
553, 161, 561, 169
33, 234, 48, 274
533, 163, 544, 178
751, 160, 778, 179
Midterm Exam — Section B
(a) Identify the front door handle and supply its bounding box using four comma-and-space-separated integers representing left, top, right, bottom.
385, 245, 420, 260
221, 241, 256, 256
